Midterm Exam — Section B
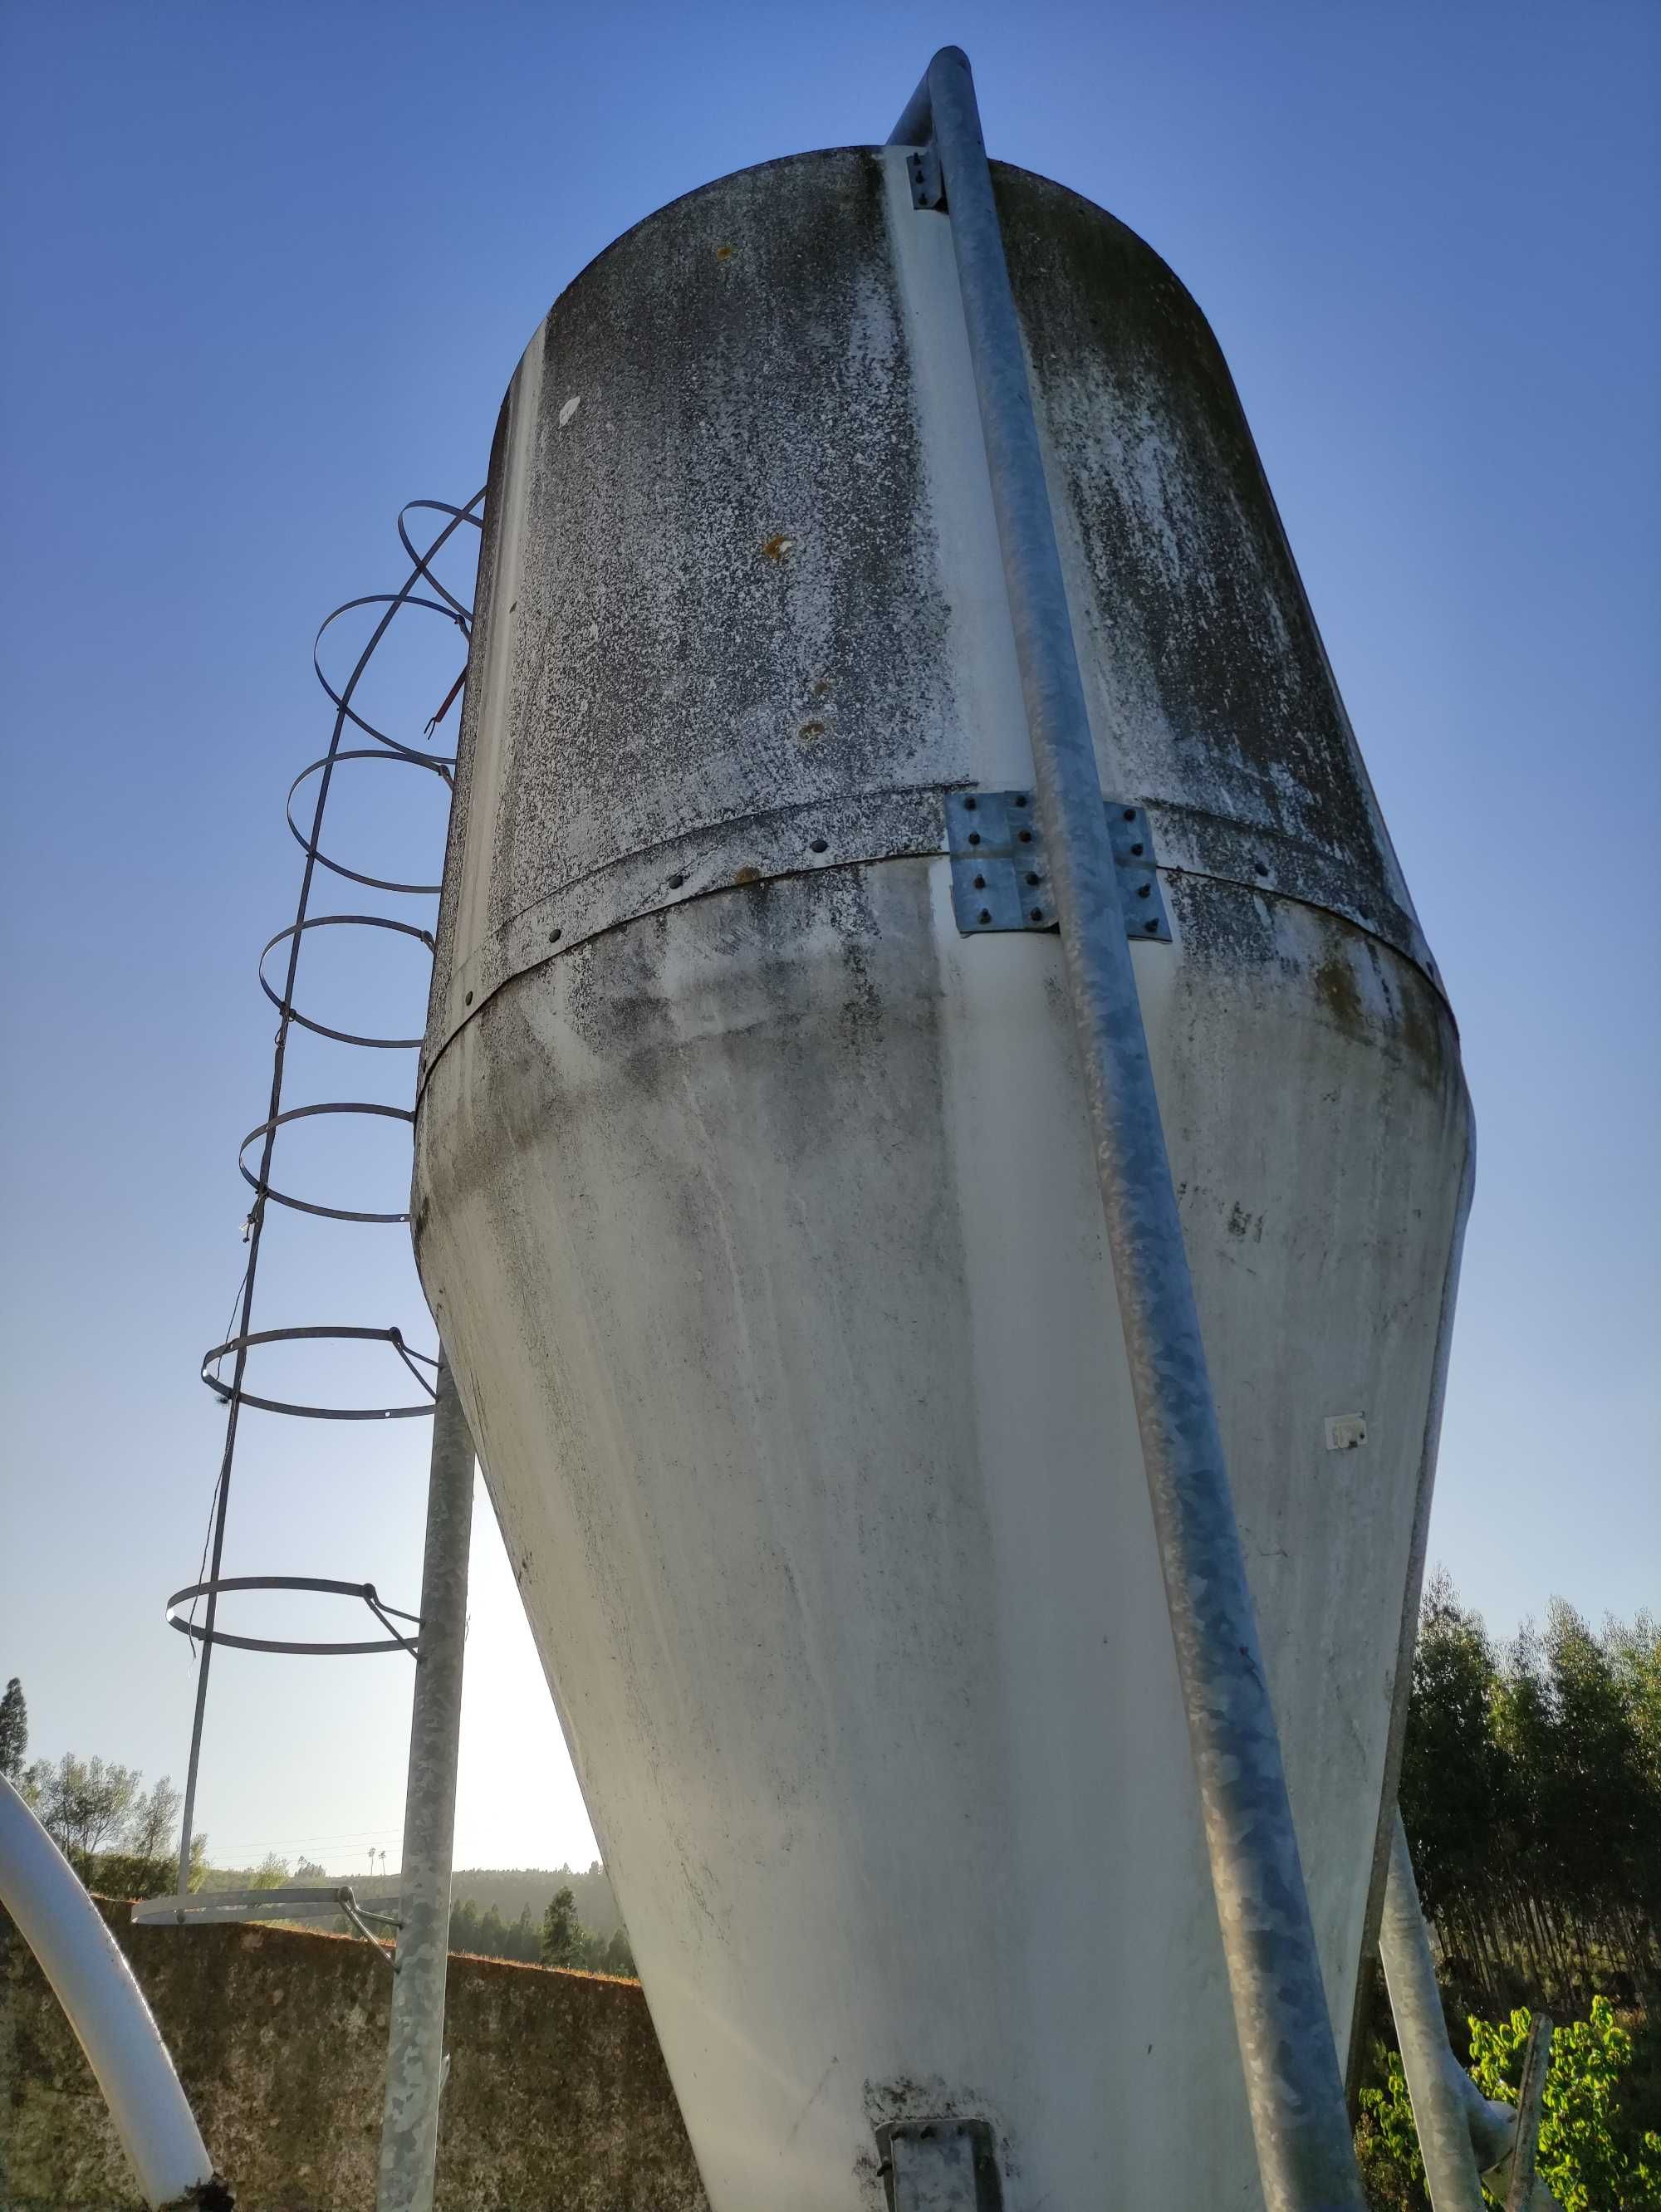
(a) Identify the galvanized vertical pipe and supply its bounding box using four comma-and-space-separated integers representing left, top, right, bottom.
376, 1356, 473, 2212
891, 47, 1365, 2210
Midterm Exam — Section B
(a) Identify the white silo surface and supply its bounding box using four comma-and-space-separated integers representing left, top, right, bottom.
414, 145, 1472, 2210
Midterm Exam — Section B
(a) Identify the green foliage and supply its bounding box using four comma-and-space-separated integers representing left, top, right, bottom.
443, 1882, 637, 1975
541, 1884, 581, 1967
0, 1678, 27, 1779
446, 1863, 624, 1940
1605, 1613, 1661, 1779
537, 1882, 636, 1975
1359, 1999, 1661, 2212
446, 1892, 541, 1964
1355, 2044, 1428, 2211
21, 1753, 143, 1872
1401, 1578, 1660, 2009
126, 1774, 181, 1862
12, 1741, 196, 1897
1468, 1998, 1661, 2211
596, 1926, 637, 1975
443, 1868, 633, 1973
92, 1850, 175, 1900
1360, 1586, 1660, 2209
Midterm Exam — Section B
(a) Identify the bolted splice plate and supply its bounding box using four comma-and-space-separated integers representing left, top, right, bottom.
945, 789, 1172, 942
907, 143, 946, 211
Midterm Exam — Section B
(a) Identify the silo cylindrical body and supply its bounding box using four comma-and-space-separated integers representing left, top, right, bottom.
414, 147, 1472, 2210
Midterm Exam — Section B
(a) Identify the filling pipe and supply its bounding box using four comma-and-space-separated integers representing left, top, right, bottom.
0, 1774, 223, 2210
889, 46, 1364, 2210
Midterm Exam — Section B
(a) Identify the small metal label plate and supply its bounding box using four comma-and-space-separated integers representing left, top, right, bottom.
945, 789, 1172, 942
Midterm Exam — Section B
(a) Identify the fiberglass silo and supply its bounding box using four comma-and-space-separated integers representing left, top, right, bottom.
414, 110, 1471, 2212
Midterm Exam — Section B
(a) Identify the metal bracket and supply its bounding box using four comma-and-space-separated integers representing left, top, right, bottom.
908, 143, 947, 211
132, 1879, 401, 1968
946, 789, 1171, 941
133, 1882, 390, 1927
877, 2119, 1003, 2211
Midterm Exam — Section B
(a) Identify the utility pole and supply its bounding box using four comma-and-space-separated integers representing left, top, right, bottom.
376, 1355, 473, 2212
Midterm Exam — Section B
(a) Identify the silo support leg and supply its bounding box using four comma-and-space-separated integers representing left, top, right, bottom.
1377, 1811, 1490, 2212
376, 1357, 473, 2212
1377, 1810, 1561, 2212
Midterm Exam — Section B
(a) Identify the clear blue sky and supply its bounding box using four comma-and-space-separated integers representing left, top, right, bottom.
2, 2, 1655, 1879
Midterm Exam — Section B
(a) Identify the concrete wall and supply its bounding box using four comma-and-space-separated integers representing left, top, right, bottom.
0, 1903, 708, 2212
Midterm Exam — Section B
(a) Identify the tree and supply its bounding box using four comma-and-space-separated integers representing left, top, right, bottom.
248, 1853, 291, 1890
25, 1754, 141, 1873
600, 1926, 636, 1976
536, 1883, 636, 1975
7, 1736, 193, 1897
0, 1679, 27, 1779
1399, 1578, 1661, 2006
1604, 1611, 1661, 1777
1360, 1999, 1661, 2212
541, 1884, 581, 1968
1469, 1997, 1661, 2211
127, 1775, 180, 1862
92, 1777, 185, 1903
1399, 1572, 1505, 1939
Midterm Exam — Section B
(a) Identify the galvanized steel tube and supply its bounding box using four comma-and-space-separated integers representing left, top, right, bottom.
1378, 1812, 1490, 2212
1377, 1811, 1561, 2211
376, 1357, 474, 2212
892, 46, 1364, 2210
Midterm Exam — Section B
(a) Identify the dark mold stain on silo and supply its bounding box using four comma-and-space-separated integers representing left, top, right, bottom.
474, 148, 955, 952
993, 162, 1418, 957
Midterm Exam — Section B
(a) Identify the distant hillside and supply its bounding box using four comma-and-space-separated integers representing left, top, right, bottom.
290, 1863, 624, 1939
443, 1864, 621, 1937
189, 1862, 629, 1969
194, 1860, 620, 1934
